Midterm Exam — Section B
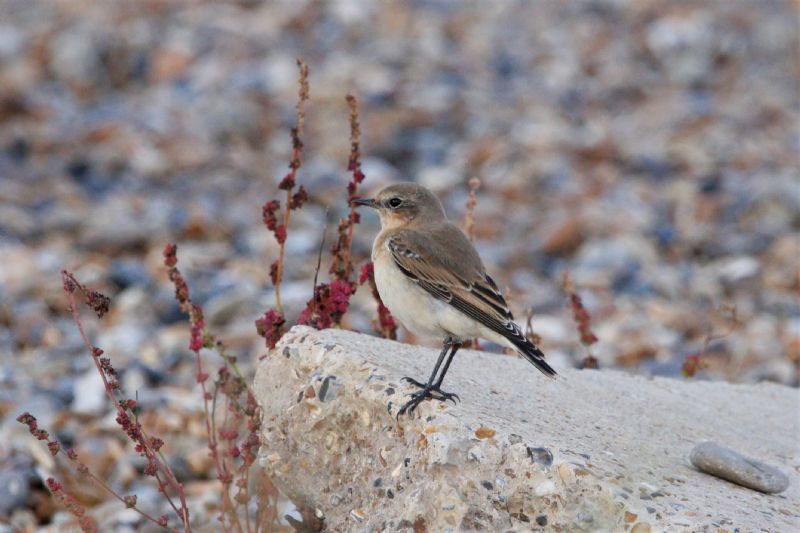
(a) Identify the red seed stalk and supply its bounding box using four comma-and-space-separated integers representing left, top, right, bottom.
561, 271, 599, 369
463, 177, 481, 241
301, 94, 367, 330
271, 59, 309, 315
54, 271, 193, 530
45, 478, 99, 533
17, 412, 183, 533
682, 353, 702, 377
256, 60, 309, 349
329, 94, 366, 282
164, 245, 265, 530
682, 303, 739, 379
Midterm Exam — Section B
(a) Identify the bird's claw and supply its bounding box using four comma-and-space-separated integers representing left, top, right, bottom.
396, 378, 460, 418
434, 390, 460, 404
401, 376, 426, 388
396, 390, 426, 418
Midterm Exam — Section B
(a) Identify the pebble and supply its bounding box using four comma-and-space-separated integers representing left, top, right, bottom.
534, 480, 555, 496
718, 256, 760, 285
71, 368, 109, 416
689, 441, 790, 494
318, 375, 341, 402
527, 447, 554, 469
0, 454, 36, 517
204, 287, 259, 327
349, 508, 366, 522
109, 259, 152, 290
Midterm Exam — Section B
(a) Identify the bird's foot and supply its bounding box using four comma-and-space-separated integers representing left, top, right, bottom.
401, 377, 460, 403
396, 378, 460, 418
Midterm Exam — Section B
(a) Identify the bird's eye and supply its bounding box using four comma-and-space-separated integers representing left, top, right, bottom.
387, 197, 402, 208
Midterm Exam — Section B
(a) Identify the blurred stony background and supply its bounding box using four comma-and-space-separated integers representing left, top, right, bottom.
0, 0, 797, 529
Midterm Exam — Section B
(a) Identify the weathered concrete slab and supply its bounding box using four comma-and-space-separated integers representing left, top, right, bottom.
254, 326, 799, 532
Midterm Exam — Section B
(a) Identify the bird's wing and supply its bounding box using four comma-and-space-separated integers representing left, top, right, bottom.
388, 227, 514, 334
388, 227, 556, 377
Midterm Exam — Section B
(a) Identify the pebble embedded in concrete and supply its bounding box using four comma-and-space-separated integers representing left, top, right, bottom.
527, 446, 554, 468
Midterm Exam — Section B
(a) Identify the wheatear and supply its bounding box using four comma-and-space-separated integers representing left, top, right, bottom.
354, 183, 556, 416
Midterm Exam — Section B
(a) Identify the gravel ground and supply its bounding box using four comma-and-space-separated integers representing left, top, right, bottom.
0, 0, 797, 529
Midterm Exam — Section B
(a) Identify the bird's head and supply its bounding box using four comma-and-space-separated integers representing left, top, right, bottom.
352, 183, 447, 229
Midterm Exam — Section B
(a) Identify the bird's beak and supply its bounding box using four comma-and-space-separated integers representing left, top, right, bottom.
351, 197, 378, 209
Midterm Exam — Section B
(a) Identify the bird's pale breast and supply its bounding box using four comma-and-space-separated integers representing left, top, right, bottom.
373, 236, 447, 339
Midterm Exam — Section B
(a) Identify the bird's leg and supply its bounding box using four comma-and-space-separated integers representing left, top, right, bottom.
430, 341, 461, 402
404, 342, 462, 400
398, 337, 460, 417
401, 337, 451, 390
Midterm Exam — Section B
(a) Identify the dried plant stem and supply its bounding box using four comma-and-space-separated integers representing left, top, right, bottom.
61, 270, 191, 532
83, 470, 182, 533
193, 350, 238, 529
561, 271, 599, 369
684, 303, 740, 378
242, 466, 252, 533
309, 215, 328, 319
273, 59, 309, 313
524, 308, 543, 347
204, 334, 249, 385
464, 177, 481, 241
328, 94, 365, 283
164, 246, 264, 531
273, 188, 292, 314
343, 94, 362, 279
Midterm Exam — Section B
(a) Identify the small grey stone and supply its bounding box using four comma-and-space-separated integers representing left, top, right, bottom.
0, 455, 37, 516
526, 447, 553, 468
109, 259, 151, 290
283, 346, 300, 358
318, 376, 341, 402
690, 441, 790, 494
507, 433, 523, 445
205, 288, 256, 327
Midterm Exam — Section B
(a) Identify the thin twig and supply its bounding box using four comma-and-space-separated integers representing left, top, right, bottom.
310, 212, 329, 318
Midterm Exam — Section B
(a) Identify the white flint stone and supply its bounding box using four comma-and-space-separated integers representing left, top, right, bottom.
535, 480, 556, 496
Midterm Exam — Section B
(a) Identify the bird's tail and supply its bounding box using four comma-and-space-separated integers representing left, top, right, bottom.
508, 332, 557, 378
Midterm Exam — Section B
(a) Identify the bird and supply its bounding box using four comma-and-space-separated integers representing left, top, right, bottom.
353, 182, 556, 417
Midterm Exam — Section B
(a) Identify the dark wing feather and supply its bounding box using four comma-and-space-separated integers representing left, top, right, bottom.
388, 228, 556, 377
